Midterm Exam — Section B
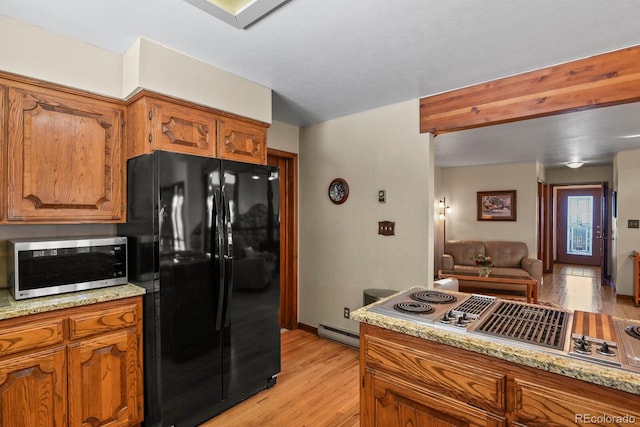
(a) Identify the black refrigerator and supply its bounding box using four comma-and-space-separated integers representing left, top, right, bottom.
118, 151, 281, 426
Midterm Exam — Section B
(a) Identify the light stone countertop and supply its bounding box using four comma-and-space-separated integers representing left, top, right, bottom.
351, 290, 640, 396
0, 284, 146, 321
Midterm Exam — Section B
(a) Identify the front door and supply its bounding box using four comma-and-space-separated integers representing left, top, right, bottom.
557, 187, 603, 266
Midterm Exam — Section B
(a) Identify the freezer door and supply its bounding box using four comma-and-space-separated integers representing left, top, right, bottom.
221, 160, 281, 403
156, 151, 225, 426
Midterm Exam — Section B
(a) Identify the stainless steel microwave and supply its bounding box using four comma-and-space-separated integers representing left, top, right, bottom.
8, 236, 128, 300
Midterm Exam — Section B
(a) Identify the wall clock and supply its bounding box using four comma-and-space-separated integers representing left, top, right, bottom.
328, 178, 349, 204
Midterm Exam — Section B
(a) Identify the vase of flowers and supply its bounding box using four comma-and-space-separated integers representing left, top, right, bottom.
471, 254, 493, 277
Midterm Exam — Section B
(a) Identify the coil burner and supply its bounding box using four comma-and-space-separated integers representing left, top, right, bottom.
393, 301, 434, 314
411, 290, 457, 305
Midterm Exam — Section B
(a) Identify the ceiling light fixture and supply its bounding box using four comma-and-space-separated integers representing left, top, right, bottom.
182, 0, 289, 29
566, 161, 584, 169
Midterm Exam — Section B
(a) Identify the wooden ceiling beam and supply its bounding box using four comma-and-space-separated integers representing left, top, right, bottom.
420, 45, 640, 135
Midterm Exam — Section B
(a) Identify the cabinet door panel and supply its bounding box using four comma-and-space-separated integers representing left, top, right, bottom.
67, 328, 141, 427
7, 86, 124, 221
68, 302, 139, 340
0, 318, 64, 356
0, 347, 67, 427
370, 373, 505, 427
150, 99, 217, 157
513, 378, 640, 426
218, 117, 267, 164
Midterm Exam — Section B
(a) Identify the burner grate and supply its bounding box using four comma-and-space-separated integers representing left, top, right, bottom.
411, 291, 457, 304
452, 294, 496, 318
475, 301, 568, 350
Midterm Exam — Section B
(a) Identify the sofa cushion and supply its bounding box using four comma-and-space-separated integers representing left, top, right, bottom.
485, 241, 528, 268
446, 240, 485, 266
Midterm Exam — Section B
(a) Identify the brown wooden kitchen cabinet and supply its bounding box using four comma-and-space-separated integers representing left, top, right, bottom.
360, 323, 640, 427
218, 116, 268, 165
0, 297, 144, 426
127, 95, 218, 159
127, 91, 269, 165
361, 324, 507, 426
0, 84, 5, 223
5, 79, 125, 222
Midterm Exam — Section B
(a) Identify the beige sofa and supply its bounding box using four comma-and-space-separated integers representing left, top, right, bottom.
441, 240, 542, 287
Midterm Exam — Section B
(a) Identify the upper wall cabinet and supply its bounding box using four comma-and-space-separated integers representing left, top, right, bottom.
5, 81, 125, 222
127, 95, 218, 159
218, 116, 268, 165
127, 91, 269, 165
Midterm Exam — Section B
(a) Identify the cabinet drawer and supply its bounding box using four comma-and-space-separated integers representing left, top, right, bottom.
365, 335, 506, 414
68, 303, 139, 340
0, 319, 64, 357
513, 378, 640, 426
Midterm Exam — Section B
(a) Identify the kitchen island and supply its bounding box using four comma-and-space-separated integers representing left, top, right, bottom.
351, 288, 640, 426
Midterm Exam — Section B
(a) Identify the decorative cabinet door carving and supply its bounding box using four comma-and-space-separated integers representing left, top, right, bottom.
0, 347, 67, 426
127, 96, 217, 158
7, 85, 125, 222
67, 329, 141, 427
218, 117, 268, 165
150, 99, 217, 157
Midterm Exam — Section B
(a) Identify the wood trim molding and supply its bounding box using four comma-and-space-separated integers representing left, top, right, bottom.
420, 45, 640, 134
267, 148, 298, 330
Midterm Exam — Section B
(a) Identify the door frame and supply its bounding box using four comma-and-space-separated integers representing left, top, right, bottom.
543, 182, 610, 284
267, 148, 298, 330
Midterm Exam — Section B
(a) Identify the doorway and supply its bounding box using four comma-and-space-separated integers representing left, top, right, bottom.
553, 185, 608, 279
267, 148, 298, 330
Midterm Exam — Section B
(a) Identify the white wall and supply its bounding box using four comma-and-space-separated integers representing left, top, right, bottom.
546, 165, 612, 184
299, 99, 433, 334
614, 149, 640, 296
123, 38, 271, 123
0, 15, 122, 97
440, 163, 539, 255
0, 15, 271, 123
267, 121, 300, 154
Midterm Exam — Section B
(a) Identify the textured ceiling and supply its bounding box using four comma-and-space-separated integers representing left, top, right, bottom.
1, 0, 640, 167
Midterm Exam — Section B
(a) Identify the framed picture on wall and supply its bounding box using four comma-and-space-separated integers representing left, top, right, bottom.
477, 190, 517, 221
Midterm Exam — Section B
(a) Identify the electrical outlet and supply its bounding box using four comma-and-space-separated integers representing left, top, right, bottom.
629, 219, 640, 229
344, 307, 350, 319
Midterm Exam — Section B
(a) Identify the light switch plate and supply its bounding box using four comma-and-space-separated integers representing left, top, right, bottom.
378, 221, 395, 236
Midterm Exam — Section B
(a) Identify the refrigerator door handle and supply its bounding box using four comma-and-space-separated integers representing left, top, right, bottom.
222, 190, 234, 328
212, 188, 225, 332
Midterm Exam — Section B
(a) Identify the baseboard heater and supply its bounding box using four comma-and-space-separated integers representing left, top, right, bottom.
318, 323, 360, 349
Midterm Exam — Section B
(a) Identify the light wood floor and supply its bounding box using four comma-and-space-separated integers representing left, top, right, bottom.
200, 263, 638, 427
539, 263, 639, 319
201, 328, 360, 427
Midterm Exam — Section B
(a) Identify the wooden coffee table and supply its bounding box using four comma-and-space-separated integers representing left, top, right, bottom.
438, 270, 538, 303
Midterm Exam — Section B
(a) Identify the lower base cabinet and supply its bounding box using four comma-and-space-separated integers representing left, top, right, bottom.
360, 323, 640, 427
0, 297, 143, 426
